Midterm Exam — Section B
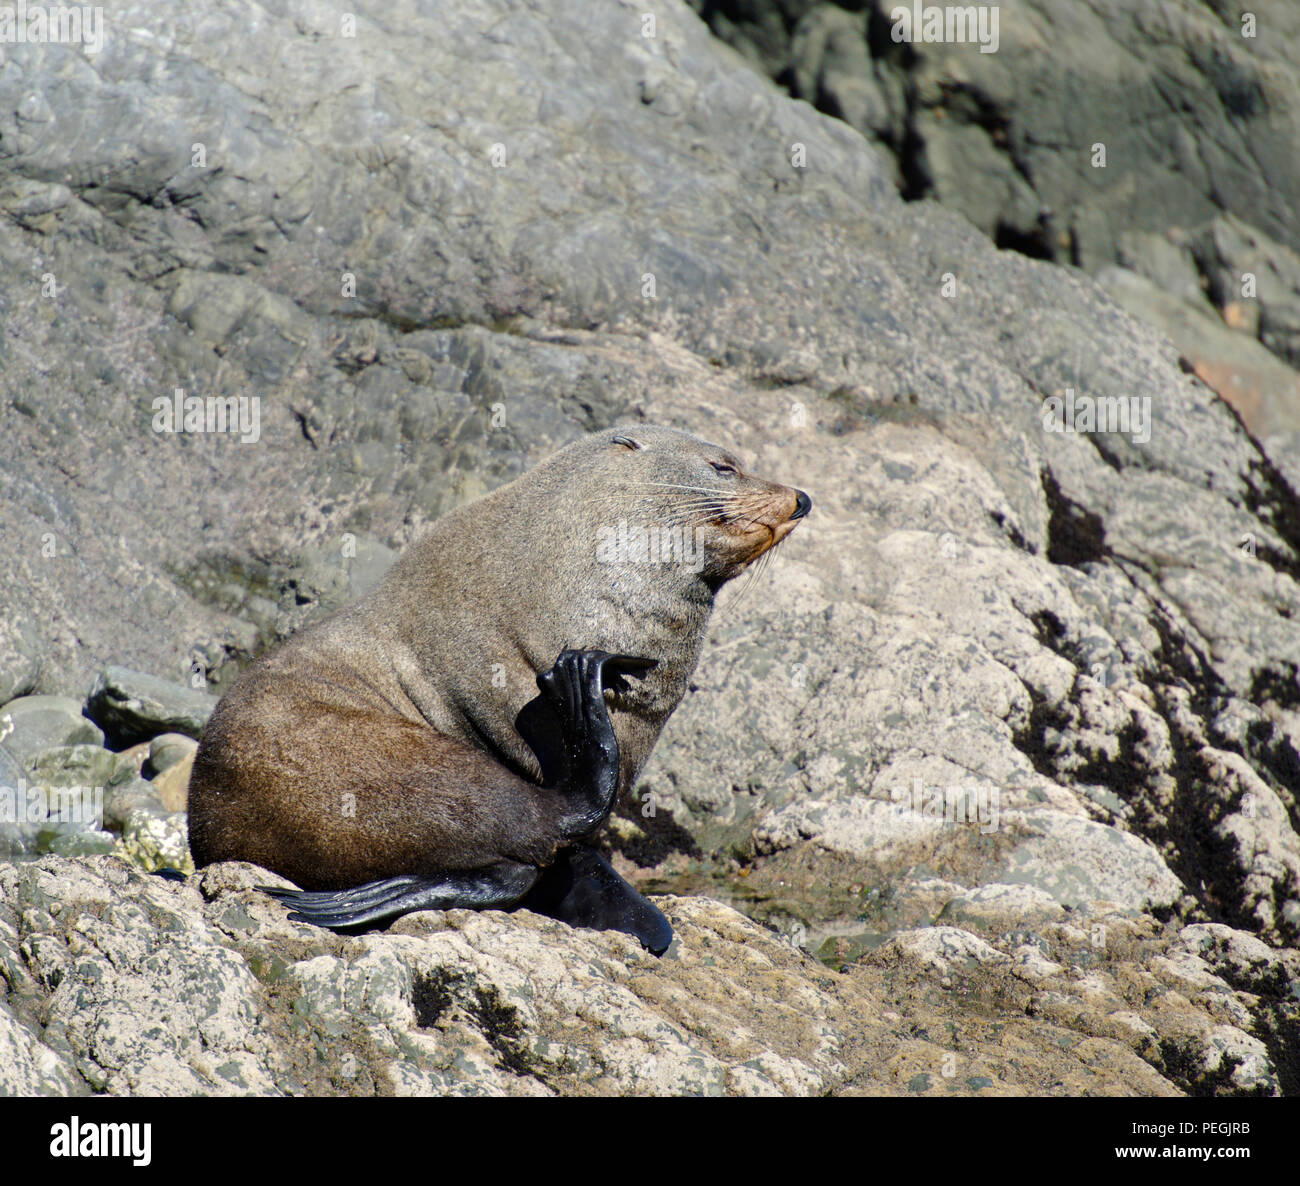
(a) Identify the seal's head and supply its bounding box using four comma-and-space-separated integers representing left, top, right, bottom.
576, 424, 812, 588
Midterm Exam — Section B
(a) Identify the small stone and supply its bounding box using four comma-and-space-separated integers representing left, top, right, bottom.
149, 733, 198, 774
113, 742, 152, 783
48, 831, 117, 857
117, 807, 194, 874
26, 744, 121, 791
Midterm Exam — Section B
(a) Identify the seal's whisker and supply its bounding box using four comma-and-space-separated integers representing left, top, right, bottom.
656, 511, 716, 527
641, 482, 725, 495
661, 500, 728, 516
727, 552, 764, 611
722, 508, 764, 531
658, 500, 729, 520
617, 497, 722, 519
735, 545, 778, 608
659, 514, 720, 532
654, 493, 727, 505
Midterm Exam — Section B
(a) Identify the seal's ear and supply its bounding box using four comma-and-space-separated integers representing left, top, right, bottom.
611, 434, 643, 451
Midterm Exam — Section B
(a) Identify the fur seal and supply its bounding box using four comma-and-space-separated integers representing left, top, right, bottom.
188, 425, 810, 953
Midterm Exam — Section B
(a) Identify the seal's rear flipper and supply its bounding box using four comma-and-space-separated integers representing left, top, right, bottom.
519, 845, 673, 956
261, 863, 538, 930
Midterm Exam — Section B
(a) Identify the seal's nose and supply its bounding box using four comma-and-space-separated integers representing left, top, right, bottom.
791, 489, 812, 520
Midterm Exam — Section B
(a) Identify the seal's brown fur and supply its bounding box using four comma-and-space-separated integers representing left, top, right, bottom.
188, 425, 808, 890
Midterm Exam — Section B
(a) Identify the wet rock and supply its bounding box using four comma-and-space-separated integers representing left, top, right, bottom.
937, 882, 1067, 929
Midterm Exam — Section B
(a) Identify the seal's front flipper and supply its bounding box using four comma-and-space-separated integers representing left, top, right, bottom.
515, 649, 657, 842
519, 845, 673, 956
262, 863, 538, 931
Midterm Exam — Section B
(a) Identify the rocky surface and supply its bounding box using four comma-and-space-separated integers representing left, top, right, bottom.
1, 0, 1298, 1095
1, 671, 198, 871
693, 0, 1300, 450
0, 856, 1291, 1096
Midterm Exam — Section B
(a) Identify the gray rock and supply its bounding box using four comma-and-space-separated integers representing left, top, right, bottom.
0, 746, 23, 794
1190, 214, 1300, 370
996, 812, 1184, 913
938, 883, 1067, 929
0, 776, 109, 857
1097, 265, 1300, 441
0, 615, 40, 707
1115, 230, 1207, 307
26, 743, 122, 791
790, 6, 892, 142
0, 744, 33, 858
879, 927, 1011, 978
0, 696, 103, 764
700, 0, 1300, 273
1177, 923, 1299, 990
753, 796, 948, 859
85, 667, 217, 745
696, 0, 1300, 432
47, 831, 117, 858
